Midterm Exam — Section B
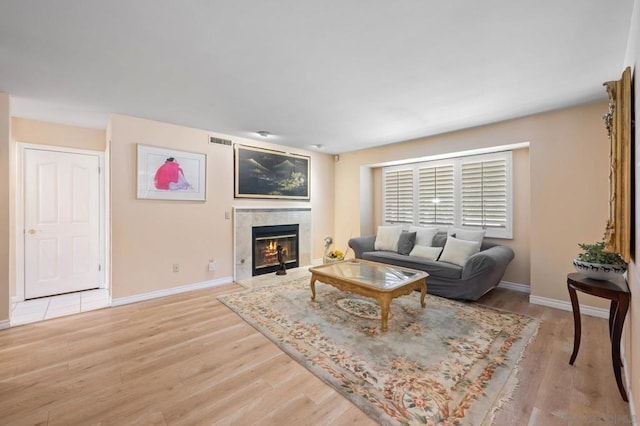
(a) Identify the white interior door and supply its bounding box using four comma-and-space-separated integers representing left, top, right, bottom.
24, 148, 101, 299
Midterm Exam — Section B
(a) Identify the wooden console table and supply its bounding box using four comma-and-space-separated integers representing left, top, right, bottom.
567, 272, 630, 402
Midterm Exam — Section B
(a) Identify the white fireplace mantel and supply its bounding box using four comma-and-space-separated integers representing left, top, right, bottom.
233, 207, 312, 281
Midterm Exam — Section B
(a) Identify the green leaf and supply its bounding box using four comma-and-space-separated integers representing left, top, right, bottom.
577, 242, 626, 266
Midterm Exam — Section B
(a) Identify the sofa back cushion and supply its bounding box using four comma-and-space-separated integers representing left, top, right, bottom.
409, 226, 439, 246
447, 228, 486, 244
374, 225, 403, 251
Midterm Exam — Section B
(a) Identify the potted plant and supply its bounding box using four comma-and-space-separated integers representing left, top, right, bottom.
573, 241, 627, 280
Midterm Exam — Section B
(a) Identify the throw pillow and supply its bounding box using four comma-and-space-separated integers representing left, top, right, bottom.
397, 232, 417, 255
439, 236, 481, 266
409, 226, 439, 246
447, 228, 486, 244
374, 225, 403, 251
432, 232, 448, 247
409, 245, 443, 260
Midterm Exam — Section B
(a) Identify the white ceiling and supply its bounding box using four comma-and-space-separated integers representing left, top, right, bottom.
0, 0, 634, 154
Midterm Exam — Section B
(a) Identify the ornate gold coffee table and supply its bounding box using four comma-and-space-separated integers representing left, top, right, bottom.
308, 259, 428, 331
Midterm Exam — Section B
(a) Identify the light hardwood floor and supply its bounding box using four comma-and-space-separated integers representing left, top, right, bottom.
0, 283, 633, 425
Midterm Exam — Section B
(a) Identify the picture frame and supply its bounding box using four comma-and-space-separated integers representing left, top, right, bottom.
234, 144, 310, 200
136, 144, 206, 201
603, 66, 632, 262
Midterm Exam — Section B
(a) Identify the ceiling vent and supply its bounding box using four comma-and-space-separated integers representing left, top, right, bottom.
209, 136, 232, 146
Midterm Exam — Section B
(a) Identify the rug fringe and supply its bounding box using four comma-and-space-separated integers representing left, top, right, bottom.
486, 319, 541, 425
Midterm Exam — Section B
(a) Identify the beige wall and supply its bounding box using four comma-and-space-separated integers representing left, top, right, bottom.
0, 94, 10, 324
529, 104, 610, 305
624, 0, 639, 416
110, 114, 334, 299
4, 111, 332, 307
335, 102, 609, 301
12, 117, 106, 151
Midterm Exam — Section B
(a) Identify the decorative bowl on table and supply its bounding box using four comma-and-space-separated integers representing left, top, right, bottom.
572, 259, 627, 281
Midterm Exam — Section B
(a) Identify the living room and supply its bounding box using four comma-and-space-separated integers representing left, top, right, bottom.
1, 1, 639, 424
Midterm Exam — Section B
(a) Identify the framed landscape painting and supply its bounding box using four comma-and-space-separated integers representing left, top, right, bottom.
234, 144, 310, 200
137, 144, 207, 201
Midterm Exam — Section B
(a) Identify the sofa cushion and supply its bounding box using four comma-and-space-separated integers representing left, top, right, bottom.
362, 251, 463, 280
432, 232, 448, 247
374, 225, 403, 251
409, 245, 443, 260
397, 231, 416, 255
447, 228, 486, 244
439, 236, 481, 266
409, 225, 439, 246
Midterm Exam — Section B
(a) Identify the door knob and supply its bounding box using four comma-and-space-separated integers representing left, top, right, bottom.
27, 229, 36, 235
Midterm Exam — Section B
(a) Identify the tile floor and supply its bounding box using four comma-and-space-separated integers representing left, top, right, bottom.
10, 264, 315, 326
10, 288, 110, 326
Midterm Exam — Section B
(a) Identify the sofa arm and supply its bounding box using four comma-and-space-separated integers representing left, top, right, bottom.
461, 245, 515, 281
348, 235, 377, 259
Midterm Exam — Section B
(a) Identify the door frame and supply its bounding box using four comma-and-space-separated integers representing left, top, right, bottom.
15, 143, 109, 302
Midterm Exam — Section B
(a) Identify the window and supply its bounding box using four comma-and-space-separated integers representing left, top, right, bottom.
383, 168, 413, 224
461, 158, 508, 230
382, 151, 512, 238
418, 164, 455, 226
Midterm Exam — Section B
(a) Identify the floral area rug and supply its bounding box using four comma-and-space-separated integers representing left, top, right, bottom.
218, 278, 539, 425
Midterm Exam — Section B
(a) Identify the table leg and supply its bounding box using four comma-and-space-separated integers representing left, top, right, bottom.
608, 300, 618, 340
378, 295, 391, 332
420, 281, 426, 308
568, 284, 581, 365
611, 296, 629, 402
610, 300, 623, 366
310, 275, 317, 301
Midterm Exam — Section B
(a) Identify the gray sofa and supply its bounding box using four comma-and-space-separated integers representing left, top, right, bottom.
348, 232, 514, 301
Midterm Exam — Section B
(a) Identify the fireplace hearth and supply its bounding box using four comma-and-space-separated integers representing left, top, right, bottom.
252, 224, 299, 276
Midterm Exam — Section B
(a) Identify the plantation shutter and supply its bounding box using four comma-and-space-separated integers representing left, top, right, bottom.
461, 158, 507, 229
418, 164, 454, 226
383, 169, 414, 224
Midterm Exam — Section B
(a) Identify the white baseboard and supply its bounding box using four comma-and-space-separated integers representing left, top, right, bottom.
629, 388, 638, 426
497, 280, 530, 293
621, 342, 638, 425
0, 319, 10, 330
111, 276, 233, 307
529, 295, 609, 319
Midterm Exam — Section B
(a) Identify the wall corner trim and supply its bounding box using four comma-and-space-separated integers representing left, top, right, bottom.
497, 281, 530, 293
620, 341, 637, 425
111, 276, 233, 307
529, 295, 609, 319
0, 320, 10, 330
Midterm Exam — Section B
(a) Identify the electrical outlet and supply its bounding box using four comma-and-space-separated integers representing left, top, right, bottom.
172, 264, 179, 272
208, 260, 216, 271
225, 211, 230, 220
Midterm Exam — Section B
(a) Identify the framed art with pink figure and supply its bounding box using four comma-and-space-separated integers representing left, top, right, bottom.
136, 144, 207, 201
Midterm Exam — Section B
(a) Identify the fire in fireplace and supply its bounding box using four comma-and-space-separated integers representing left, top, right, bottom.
252, 224, 299, 276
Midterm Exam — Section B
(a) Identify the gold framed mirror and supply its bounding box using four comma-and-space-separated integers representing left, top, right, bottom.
603, 66, 632, 262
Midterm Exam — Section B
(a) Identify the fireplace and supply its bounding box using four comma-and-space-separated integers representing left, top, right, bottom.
252, 224, 299, 276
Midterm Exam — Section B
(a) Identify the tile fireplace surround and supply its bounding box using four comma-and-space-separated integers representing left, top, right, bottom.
233, 207, 312, 281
